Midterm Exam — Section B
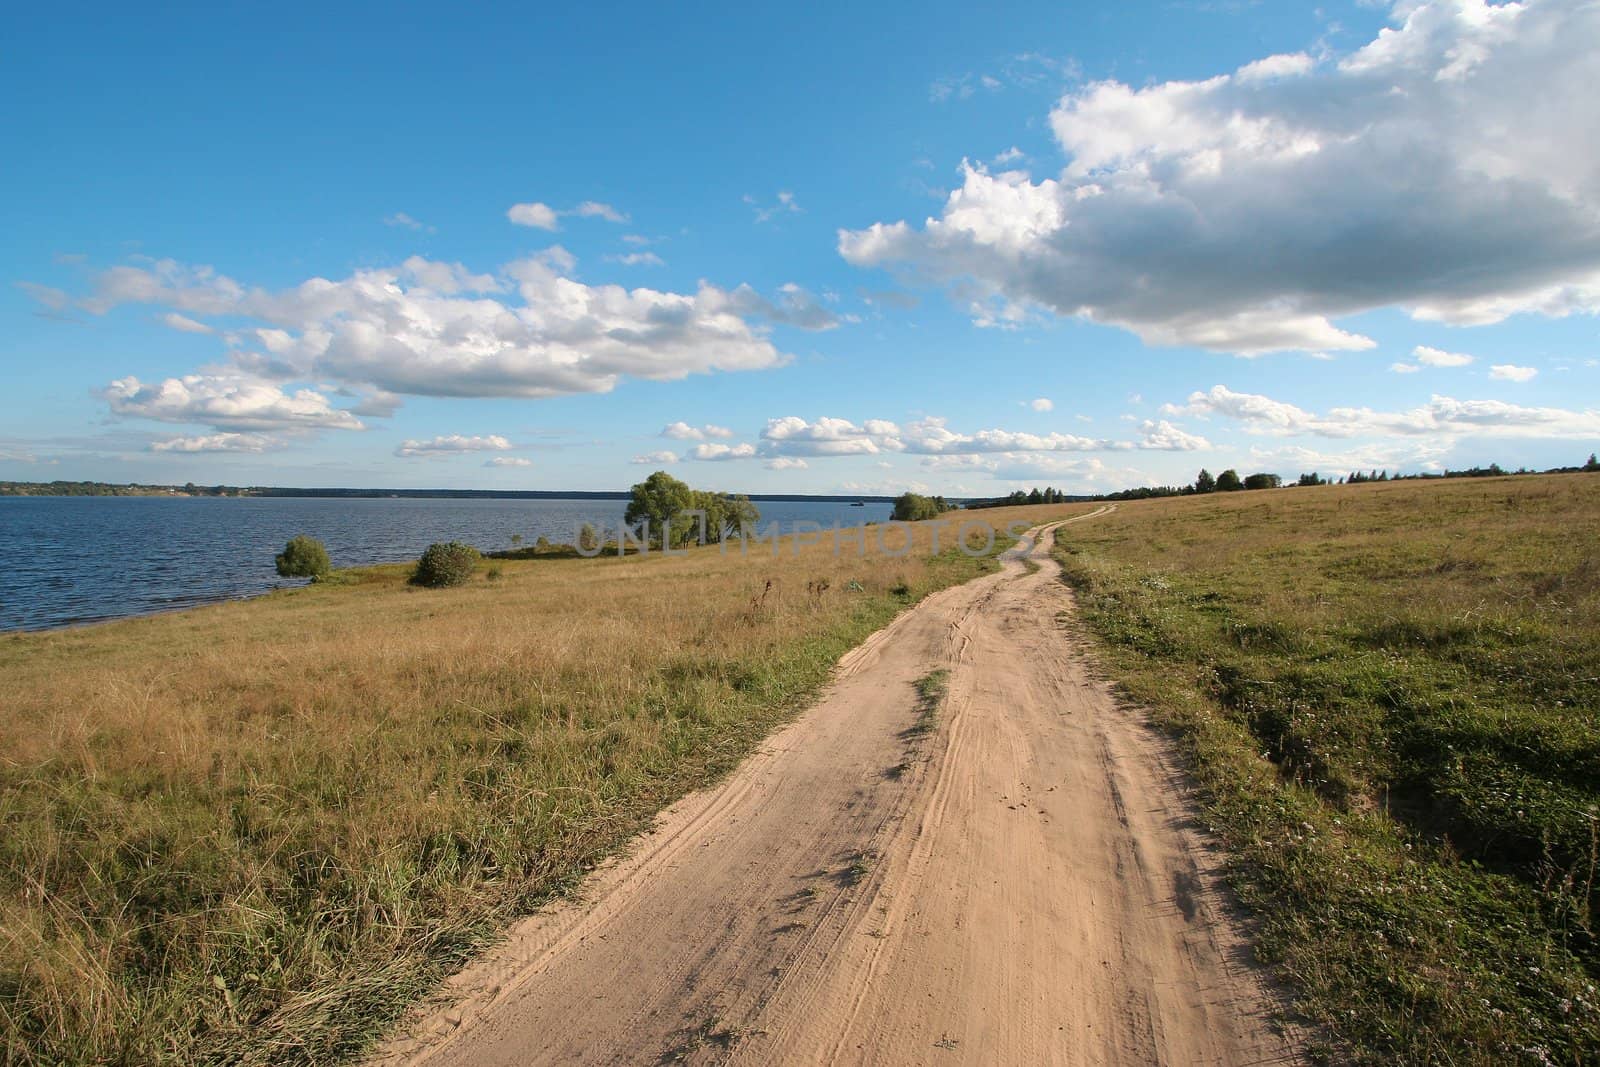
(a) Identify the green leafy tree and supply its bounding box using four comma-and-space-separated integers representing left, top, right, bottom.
1215, 469, 1244, 492
1243, 473, 1282, 490
624, 471, 694, 548
892, 492, 950, 522
1194, 469, 1216, 493
1586, 453, 1599, 472
275, 535, 331, 580
694, 490, 761, 543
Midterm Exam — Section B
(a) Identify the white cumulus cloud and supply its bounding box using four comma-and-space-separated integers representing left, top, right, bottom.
1415, 345, 1475, 367
150, 432, 280, 453
395, 434, 514, 457
507, 202, 559, 230
104, 375, 364, 432
841, 0, 1600, 355
1489, 363, 1539, 382
76, 253, 814, 406
1170, 384, 1597, 439
689, 442, 758, 461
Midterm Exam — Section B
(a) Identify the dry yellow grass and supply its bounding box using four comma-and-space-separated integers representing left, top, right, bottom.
0, 504, 1086, 1064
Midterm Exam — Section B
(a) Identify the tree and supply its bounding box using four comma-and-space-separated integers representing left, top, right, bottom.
1297, 472, 1324, 487
275, 535, 330, 580
1215, 469, 1244, 492
578, 523, 601, 553
694, 490, 761, 543
1194, 469, 1216, 494
625, 471, 694, 548
1585, 453, 1600, 473
1243, 473, 1282, 490
1027, 487, 1044, 505
892, 492, 950, 522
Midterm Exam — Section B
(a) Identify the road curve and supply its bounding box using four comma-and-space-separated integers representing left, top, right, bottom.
374, 513, 1301, 1066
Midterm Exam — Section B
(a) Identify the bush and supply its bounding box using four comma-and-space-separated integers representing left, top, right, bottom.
411, 542, 480, 588
275, 535, 330, 580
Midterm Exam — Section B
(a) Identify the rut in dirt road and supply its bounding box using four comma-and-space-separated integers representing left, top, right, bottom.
374, 514, 1301, 1066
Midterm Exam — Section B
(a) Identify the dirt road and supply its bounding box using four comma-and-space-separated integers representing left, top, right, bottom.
375, 514, 1300, 1066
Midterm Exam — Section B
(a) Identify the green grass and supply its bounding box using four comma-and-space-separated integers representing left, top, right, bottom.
0, 504, 1068, 1065
1053, 475, 1600, 1064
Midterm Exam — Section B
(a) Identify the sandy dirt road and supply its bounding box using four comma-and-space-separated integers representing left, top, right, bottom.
375, 514, 1300, 1066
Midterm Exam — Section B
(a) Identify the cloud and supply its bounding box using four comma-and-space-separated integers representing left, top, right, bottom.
745, 191, 801, 223
16, 281, 69, 311
661, 422, 735, 441
485, 456, 533, 468
395, 433, 513, 457
689, 442, 758, 461
754, 414, 1179, 458
764, 456, 809, 470
1029, 397, 1054, 412
858, 288, 920, 311
509, 200, 631, 229
76, 253, 809, 402
1490, 363, 1539, 382
843, 0, 1600, 355
993, 146, 1027, 165
1169, 384, 1598, 439
161, 312, 214, 334
1136, 419, 1210, 451
631, 450, 680, 464
1415, 345, 1475, 367
716, 282, 841, 330
104, 375, 365, 433
606, 251, 665, 267
383, 212, 434, 233
574, 201, 628, 223
1390, 362, 1422, 373
507, 202, 560, 230
149, 432, 280, 453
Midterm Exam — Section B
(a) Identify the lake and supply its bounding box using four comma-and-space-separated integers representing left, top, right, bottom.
0, 496, 894, 632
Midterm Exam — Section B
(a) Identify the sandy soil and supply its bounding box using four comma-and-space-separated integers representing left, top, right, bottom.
372, 514, 1302, 1066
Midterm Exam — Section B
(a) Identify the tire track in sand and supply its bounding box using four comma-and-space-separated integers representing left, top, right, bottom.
372, 511, 1302, 1066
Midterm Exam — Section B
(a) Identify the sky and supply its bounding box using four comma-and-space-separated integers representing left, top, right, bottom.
3, 0, 1599, 497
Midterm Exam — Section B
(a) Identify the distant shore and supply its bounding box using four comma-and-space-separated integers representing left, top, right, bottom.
0, 480, 897, 503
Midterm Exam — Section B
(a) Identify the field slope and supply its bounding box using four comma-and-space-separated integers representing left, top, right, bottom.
0, 506, 1072, 1064
1054, 474, 1600, 1063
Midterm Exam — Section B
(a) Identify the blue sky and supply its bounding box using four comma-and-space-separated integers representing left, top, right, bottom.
4, 0, 1598, 495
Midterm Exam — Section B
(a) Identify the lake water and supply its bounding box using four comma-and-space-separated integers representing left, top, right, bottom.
0, 496, 894, 632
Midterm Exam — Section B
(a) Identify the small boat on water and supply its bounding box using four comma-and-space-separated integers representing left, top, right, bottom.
850, 501, 866, 507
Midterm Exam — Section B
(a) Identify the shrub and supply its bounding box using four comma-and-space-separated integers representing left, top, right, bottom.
275, 535, 330, 580
411, 542, 480, 588
578, 523, 601, 554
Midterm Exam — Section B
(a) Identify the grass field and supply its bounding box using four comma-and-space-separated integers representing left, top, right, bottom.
1053, 474, 1600, 1064
0, 505, 1079, 1065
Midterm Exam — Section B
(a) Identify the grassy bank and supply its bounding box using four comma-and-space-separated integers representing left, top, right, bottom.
0, 505, 1077, 1065
1053, 475, 1600, 1063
